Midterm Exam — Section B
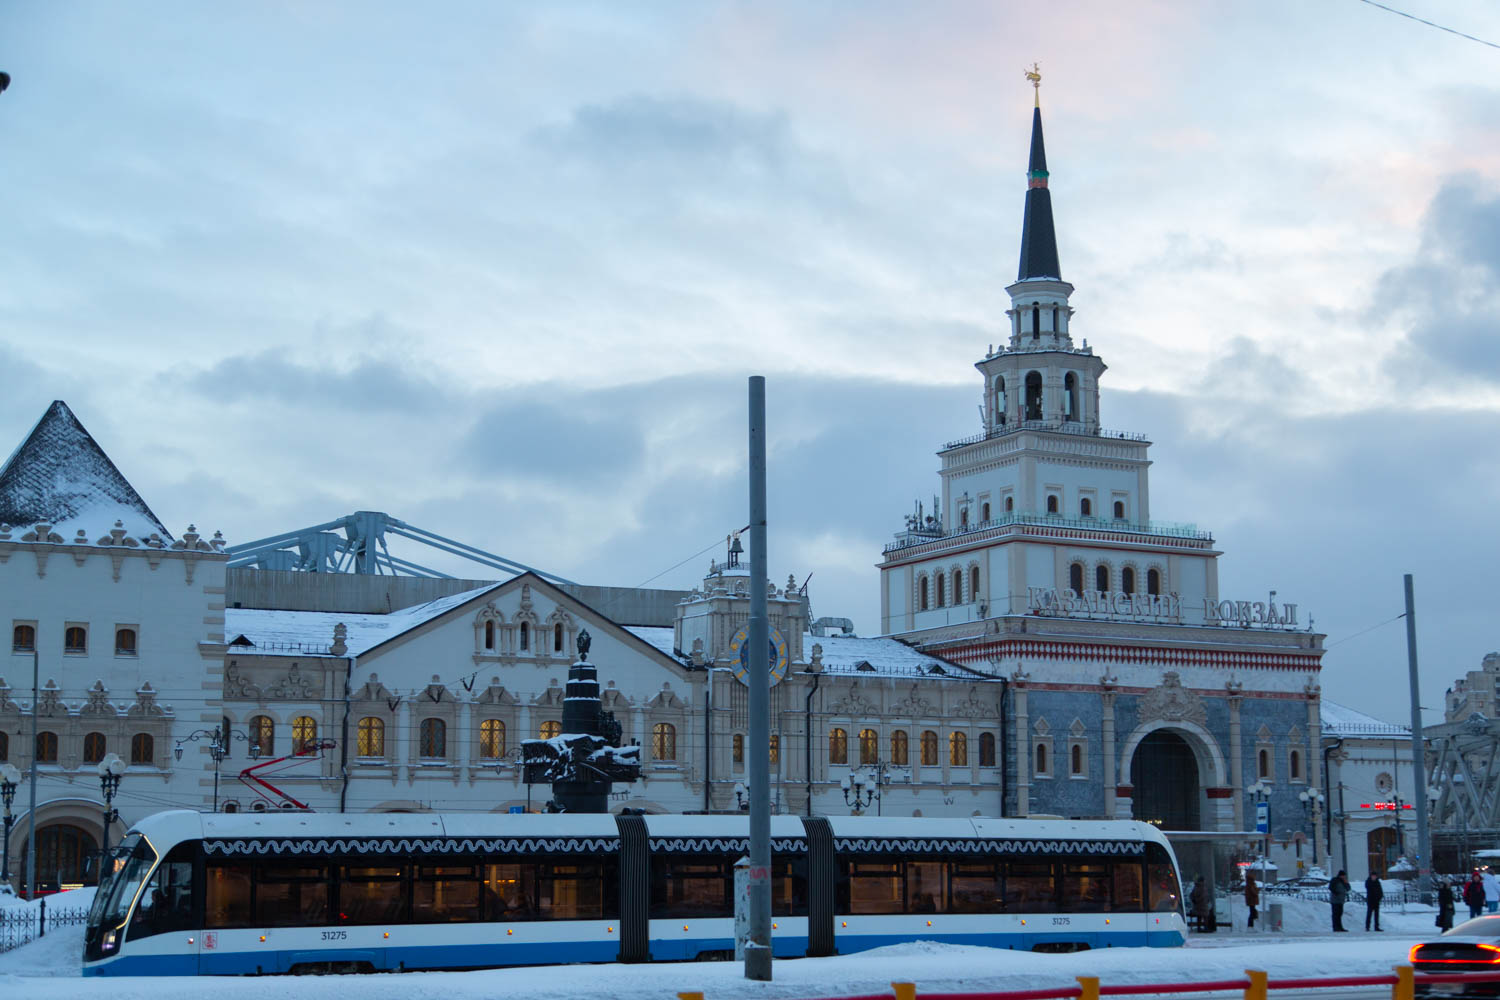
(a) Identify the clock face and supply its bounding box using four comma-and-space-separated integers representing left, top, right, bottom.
729, 626, 789, 687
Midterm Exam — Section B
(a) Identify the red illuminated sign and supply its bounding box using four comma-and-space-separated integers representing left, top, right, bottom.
1358, 802, 1413, 810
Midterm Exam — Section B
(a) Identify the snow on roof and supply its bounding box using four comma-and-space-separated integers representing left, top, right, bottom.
225, 583, 503, 657
0, 400, 171, 540
1321, 699, 1409, 737
623, 627, 989, 680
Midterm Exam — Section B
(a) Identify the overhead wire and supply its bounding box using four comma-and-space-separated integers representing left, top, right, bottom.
1353, 0, 1500, 50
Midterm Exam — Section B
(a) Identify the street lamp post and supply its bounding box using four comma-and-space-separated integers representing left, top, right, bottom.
174, 727, 255, 811
0, 762, 20, 887
96, 754, 126, 879
1299, 788, 1326, 866
1249, 779, 1274, 887
840, 771, 876, 815
1389, 794, 1407, 864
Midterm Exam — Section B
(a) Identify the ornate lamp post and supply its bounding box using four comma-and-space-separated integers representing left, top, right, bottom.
174, 726, 256, 812
1249, 779, 1274, 886
1, 762, 20, 887
96, 754, 126, 876
1298, 787, 1326, 866
840, 770, 876, 815
733, 781, 751, 811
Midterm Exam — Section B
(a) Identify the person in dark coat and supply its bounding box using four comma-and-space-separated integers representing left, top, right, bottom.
1364, 872, 1384, 931
1329, 870, 1351, 931
1245, 875, 1260, 929
1439, 880, 1457, 932
1466, 872, 1486, 920
1190, 877, 1214, 932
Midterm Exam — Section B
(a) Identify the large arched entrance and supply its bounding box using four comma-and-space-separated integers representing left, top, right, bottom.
1130, 730, 1200, 830
19, 824, 99, 889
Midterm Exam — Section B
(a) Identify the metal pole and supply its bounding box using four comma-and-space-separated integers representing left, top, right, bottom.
1405, 574, 1432, 904
27, 647, 38, 900
744, 375, 772, 982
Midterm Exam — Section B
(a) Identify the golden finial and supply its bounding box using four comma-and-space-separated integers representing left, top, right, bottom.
1025, 62, 1042, 107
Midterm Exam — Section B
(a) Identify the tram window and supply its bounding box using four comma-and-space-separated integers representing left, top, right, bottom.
772, 857, 809, 917
1146, 844, 1182, 913
414, 864, 481, 923
653, 857, 732, 918
255, 863, 330, 927
340, 865, 408, 924
840, 859, 903, 914
127, 844, 195, 940
206, 863, 254, 928
906, 861, 946, 913
481, 863, 533, 918
1061, 863, 1111, 913
1113, 862, 1145, 912
1005, 861, 1058, 913
950, 862, 1003, 913
536, 860, 616, 920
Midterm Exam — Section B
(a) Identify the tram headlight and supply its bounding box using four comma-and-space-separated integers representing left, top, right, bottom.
102, 929, 119, 954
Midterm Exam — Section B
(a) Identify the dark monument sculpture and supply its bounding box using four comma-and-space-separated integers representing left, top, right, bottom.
521, 628, 641, 812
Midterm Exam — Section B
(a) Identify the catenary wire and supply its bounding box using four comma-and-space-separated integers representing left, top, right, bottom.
1353, 0, 1500, 49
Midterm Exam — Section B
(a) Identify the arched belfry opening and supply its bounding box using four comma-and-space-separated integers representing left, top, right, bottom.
1024, 371, 1043, 421
1063, 372, 1078, 421
1130, 730, 1200, 830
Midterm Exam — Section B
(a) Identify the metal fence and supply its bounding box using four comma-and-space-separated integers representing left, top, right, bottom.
0, 898, 90, 953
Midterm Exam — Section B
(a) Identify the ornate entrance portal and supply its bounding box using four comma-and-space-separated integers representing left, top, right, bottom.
1130, 730, 1200, 830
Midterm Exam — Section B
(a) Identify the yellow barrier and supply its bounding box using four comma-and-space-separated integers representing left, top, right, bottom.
1391, 965, 1414, 1000
892, 984, 917, 1000
1075, 975, 1100, 1000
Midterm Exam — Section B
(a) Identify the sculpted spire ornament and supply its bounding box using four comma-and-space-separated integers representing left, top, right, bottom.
1025, 61, 1042, 106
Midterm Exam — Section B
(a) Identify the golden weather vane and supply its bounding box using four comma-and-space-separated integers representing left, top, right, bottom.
1025, 62, 1041, 106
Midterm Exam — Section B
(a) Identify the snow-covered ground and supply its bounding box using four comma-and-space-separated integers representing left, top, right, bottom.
0, 895, 1443, 1000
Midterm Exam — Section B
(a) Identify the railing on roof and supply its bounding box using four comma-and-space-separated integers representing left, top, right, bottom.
884, 511, 1212, 554
229, 640, 334, 655
943, 419, 1149, 452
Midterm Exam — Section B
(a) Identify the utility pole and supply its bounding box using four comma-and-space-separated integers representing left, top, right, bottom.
744, 376, 772, 982
1404, 574, 1432, 904
27, 646, 38, 900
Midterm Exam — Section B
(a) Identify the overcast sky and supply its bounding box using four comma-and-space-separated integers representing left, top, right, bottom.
2, 2, 1497, 727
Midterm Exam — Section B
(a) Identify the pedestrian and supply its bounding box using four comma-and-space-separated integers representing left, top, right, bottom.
1190, 876, 1213, 933
1329, 869, 1351, 932
1439, 880, 1457, 932
1466, 871, 1486, 920
1484, 868, 1500, 913
1245, 873, 1260, 930
1364, 871, 1384, 931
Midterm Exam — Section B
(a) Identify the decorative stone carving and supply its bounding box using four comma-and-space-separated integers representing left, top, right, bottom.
1137, 671, 1207, 728
263, 663, 317, 700
36, 679, 63, 717
953, 688, 993, 719
892, 685, 935, 718
82, 680, 115, 717
224, 661, 259, 700
129, 682, 166, 718
809, 643, 824, 673
830, 687, 878, 717
331, 623, 349, 658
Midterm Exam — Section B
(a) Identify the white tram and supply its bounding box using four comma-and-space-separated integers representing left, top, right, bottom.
83, 810, 1185, 976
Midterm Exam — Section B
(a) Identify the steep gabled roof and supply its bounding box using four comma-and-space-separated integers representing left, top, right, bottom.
0, 400, 170, 540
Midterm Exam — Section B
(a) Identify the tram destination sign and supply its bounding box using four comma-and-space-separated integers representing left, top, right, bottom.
1026, 587, 1299, 629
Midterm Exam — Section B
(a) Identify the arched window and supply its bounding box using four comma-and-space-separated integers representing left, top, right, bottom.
1036, 743, 1048, 776
420, 718, 447, 759
1122, 567, 1136, 595
1095, 565, 1109, 593
1080, 497, 1092, 517
1046, 495, 1059, 514
1025, 371, 1043, 420
357, 717, 385, 757
11, 624, 34, 652
1053, 305, 1060, 333
554, 623, 564, 652
733, 733, 744, 765
291, 716, 317, 755
918, 576, 929, 611
769, 734, 779, 766
952, 569, 963, 605
859, 728, 878, 765
480, 719, 505, 759
83, 732, 105, 764
935, 574, 945, 608
981, 502, 991, 522
971, 567, 981, 600
995, 377, 1007, 426
1147, 568, 1161, 596
920, 730, 939, 766
959, 508, 968, 528
1290, 749, 1303, 781
484, 621, 495, 650
519, 622, 529, 651
36, 731, 58, 763
979, 732, 996, 767
1064, 372, 1078, 421
828, 727, 848, 765
950, 731, 968, 766
1069, 562, 1085, 594
114, 628, 137, 655
1071, 743, 1083, 775
1257, 748, 1270, 779
1031, 303, 1041, 338
249, 715, 274, 757
1005, 496, 1015, 512
129, 732, 153, 765
64, 626, 86, 653
1113, 500, 1125, 520
540, 720, 561, 740
653, 722, 676, 761
890, 730, 909, 765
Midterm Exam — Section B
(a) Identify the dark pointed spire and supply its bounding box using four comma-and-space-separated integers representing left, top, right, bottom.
1017, 104, 1062, 281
